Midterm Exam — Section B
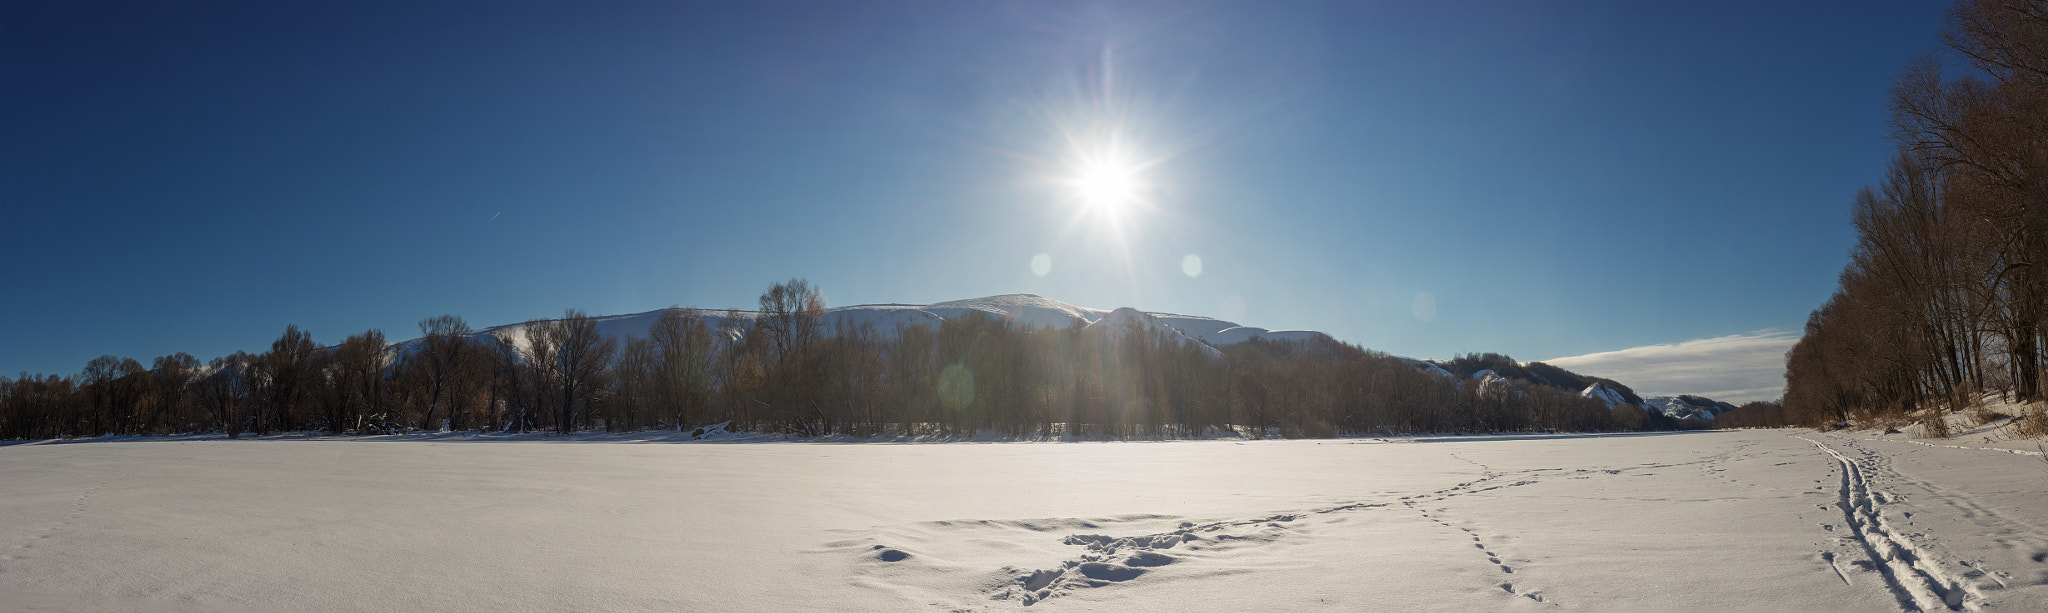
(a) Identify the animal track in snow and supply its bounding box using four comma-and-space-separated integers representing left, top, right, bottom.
1, 478, 112, 574
846, 455, 1576, 608
988, 501, 1391, 606
1406, 499, 1517, 576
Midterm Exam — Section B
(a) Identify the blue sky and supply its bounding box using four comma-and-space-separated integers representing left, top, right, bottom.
2, 1, 1946, 397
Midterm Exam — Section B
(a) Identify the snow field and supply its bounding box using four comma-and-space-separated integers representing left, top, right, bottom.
0, 430, 2044, 611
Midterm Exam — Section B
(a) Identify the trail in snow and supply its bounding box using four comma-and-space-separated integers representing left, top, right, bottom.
1800, 435, 1974, 611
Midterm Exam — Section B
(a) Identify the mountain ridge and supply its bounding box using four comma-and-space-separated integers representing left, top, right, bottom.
415, 293, 1332, 356
390, 293, 1733, 419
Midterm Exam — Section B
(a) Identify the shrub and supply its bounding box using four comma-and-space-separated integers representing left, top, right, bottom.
1920, 406, 1952, 438
1968, 404, 2010, 427
2014, 405, 2048, 439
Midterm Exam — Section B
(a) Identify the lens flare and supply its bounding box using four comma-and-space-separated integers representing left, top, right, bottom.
1412, 292, 1437, 323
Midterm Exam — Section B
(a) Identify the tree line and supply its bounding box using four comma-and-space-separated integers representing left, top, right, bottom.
1781, 0, 2048, 433
0, 279, 1676, 441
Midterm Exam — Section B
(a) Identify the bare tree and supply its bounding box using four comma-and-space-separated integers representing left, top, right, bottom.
756, 279, 826, 368
80, 355, 143, 435
533, 309, 615, 434
147, 353, 202, 433
610, 337, 656, 431
249, 325, 322, 434
1890, 0, 2048, 401
330, 330, 388, 434
198, 352, 254, 436
649, 307, 715, 431
488, 331, 539, 433
412, 315, 479, 432
755, 279, 827, 434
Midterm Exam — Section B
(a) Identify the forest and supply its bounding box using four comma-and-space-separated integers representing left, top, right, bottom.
1776, 0, 2048, 436
0, 278, 1694, 441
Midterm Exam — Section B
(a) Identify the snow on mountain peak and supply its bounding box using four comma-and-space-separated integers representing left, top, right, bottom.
1581, 382, 1631, 409
1643, 396, 1736, 421
1472, 369, 1518, 399
1081, 307, 1223, 358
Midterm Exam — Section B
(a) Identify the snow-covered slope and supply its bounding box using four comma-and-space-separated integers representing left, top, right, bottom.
1582, 382, 1734, 421
916, 295, 1106, 330
1643, 396, 1737, 421
1143, 312, 1331, 346
385, 294, 1741, 409
1580, 382, 1632, 409
1471, 369, 1518, 399
1082, 308, 1225, 358
1387, 356, 1456, 379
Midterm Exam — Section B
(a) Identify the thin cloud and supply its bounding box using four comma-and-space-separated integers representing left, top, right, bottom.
1539, 330, 1801, 404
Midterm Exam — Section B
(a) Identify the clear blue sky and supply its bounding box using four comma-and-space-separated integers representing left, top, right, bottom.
2, 1, 1947, 379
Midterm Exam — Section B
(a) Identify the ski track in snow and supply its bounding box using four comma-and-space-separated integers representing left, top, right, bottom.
1820, 432, 2048, 600
1800, 435, 1976, 611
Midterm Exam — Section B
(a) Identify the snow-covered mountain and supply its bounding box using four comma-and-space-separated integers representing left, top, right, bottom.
1578, 383, 1735, 421
1642, 396, 1739, 421
398, 294, 1329, 357
389, 293, 1742, 418
1081, 307, 1225, 358
1580, 382, 1634, 409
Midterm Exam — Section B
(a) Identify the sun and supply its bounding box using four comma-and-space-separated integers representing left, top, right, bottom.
1075, 158, 1138, 210
1068, 144, 1145, 222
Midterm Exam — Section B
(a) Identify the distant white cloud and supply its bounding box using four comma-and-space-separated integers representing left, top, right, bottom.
1539, 330, 1801, 404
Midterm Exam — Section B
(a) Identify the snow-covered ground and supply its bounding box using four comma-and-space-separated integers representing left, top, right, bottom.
2, 430, 2044, 611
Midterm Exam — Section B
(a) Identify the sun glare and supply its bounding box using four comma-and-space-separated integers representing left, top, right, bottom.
1075, 158, 1139, 212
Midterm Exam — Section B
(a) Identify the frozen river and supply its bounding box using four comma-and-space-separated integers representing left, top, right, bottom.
3, 429, 2044, 611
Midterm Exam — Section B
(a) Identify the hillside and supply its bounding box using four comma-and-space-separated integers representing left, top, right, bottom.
402, 294, 1330, 360
402, 294, 1735, 421
0, 291, 1743, 441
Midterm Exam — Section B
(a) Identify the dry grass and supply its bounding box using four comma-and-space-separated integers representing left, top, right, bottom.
1920, 407, 1953, 439
1969, 403, 2012, 427
2014, 405, 2048, 439
1853, 401, 1910, 433
1948, 382, 2011, 427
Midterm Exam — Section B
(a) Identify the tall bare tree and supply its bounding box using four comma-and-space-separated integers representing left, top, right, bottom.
250, 325, 321, 434
411, 315, 480, 431
80, 355, 144, 435
531, 309, 615, 434
147, 352, 202, 433
1891, 0, 2048, 400
330, 330, 388, 434
649, 307, 715, 431
755, 279, 827, 433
